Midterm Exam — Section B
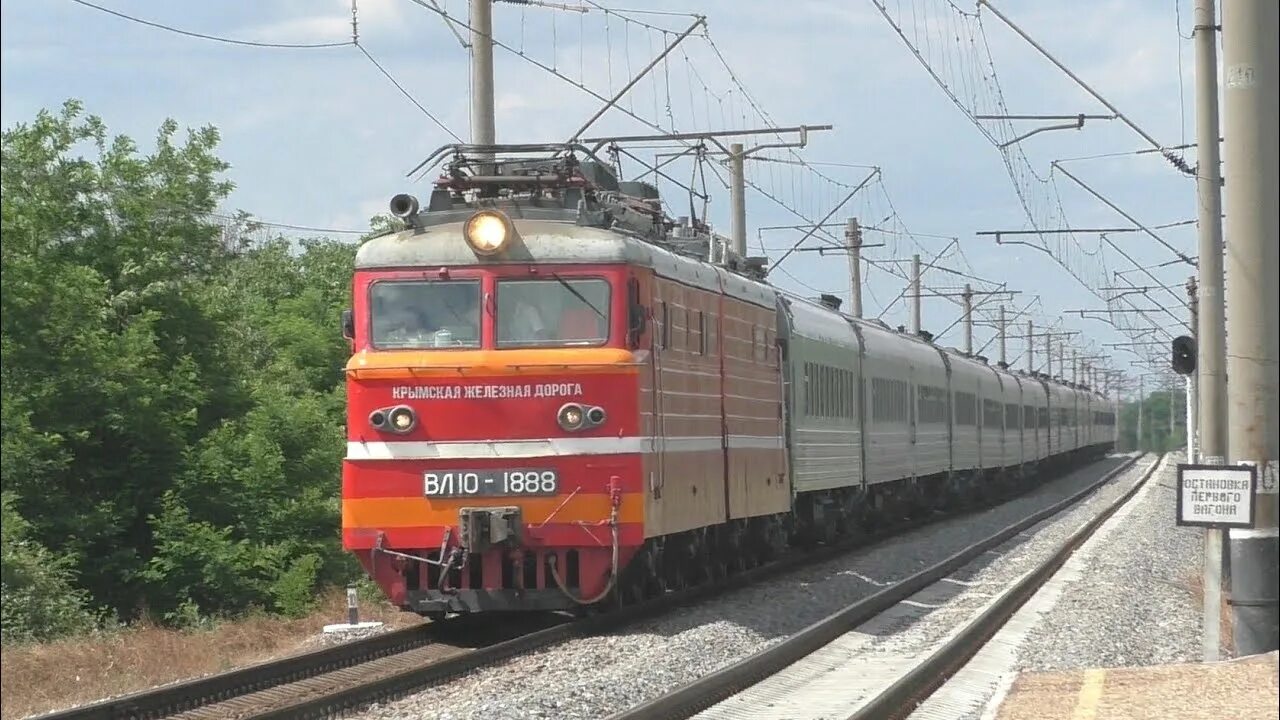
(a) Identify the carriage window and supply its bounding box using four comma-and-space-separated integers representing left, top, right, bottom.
918, 385, 949, 424
873, 377, 909, 423
370, 279, 481, 349
955, 391, 978, 426
496, 278, 611, 347
660, 302, 670, 349
983, 399, 1003, 428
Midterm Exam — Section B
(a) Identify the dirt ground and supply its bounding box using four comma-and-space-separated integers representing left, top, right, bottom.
0, 589, 423, 720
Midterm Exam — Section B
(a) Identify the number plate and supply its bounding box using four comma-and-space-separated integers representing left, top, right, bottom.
423, 469, 559, 498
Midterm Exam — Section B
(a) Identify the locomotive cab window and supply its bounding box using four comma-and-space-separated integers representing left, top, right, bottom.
496, 277, 611, 347
370, 280, 481, 349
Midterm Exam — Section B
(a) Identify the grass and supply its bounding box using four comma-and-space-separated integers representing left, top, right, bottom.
0, 588, 424, 720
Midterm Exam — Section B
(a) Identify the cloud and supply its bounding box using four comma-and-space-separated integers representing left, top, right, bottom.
241, 0, 409, 44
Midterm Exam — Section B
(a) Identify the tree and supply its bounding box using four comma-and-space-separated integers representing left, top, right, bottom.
1118, 389, 1186, 453
2, 100, 234, 615
2, 101, 360, 634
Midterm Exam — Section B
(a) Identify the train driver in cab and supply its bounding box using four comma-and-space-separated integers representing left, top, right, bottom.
498, 277, 609, 346
373, 280, 480, 348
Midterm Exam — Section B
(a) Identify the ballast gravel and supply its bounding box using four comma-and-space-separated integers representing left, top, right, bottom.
1013, 453, 1202, 672
353, 454, 1149, 720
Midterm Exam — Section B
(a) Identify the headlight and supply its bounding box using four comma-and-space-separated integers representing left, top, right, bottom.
464, 210, 511, 255
387, 405, 417, 433
558, 403, 606, 432
558, 403, 585, 431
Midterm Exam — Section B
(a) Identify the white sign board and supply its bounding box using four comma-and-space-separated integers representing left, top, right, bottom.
1176, 464, 1257, 528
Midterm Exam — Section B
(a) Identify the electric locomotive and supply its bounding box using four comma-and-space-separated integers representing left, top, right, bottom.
342, 144, 787, 615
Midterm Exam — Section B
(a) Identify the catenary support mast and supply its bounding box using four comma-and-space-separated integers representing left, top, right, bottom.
1222, 0, 1279, 655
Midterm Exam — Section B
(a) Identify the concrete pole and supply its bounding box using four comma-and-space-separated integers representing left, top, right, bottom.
1045, 335, 1053, 377
962, 283, 973, 354
1026, 321, 1034, 373
1026, 321, 1034, 372
1194, 0, 1229, 468
1137, 377, 1145, 452
1113, 374, 1121, 448
1188, 275, 1201, 461
1058, 343, 1065, 382
847, 218, 863, 318
999, 305, 1008, 365
729, 143, 747, 257
910, 254, 922, 336
1188, 375, 1198, 461
1222, 0, 1279, 656
469, 0, 496, 151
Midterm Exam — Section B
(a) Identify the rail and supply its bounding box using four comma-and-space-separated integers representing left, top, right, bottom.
607, 452, 1155, 720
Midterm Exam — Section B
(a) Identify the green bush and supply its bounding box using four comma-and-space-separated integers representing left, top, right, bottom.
1, 494, 103, 643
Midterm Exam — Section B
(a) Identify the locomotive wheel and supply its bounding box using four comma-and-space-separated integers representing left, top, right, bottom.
619, 576, 646, 607
764, 516, 789, 560
728, 522, 748, 573
665, 559, 688, 592
643, 542, 668, 597
703, 530, 726, 583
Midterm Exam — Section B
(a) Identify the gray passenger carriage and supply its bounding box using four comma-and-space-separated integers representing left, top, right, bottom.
778, 295, 864, 495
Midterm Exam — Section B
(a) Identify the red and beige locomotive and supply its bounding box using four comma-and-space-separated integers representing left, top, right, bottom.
341, 144, 1114, 616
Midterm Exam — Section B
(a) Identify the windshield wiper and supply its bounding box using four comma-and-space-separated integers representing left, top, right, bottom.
551, 274, 605, 319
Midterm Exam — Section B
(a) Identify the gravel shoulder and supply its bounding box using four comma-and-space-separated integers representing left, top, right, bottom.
352, 454, 1145, 720
909, 453, 1206, 720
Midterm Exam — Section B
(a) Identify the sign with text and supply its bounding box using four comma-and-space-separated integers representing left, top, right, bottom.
1176, 464, 1257, 528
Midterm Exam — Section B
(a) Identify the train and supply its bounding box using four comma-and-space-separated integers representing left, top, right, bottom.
340, 144, 1116, 617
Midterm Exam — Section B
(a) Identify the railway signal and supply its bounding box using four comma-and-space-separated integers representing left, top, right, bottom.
1171, 335, 1196, 376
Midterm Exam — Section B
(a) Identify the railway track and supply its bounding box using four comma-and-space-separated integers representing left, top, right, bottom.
605, 451, 1160, 720
32, 454, 1130, 720
28, 613, 556, 720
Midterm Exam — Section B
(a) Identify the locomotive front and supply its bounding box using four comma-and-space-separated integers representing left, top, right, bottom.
342, 172, 652, 615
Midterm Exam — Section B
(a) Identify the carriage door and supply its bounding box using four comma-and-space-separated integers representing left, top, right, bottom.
652, 298, 667, 500
976, 379, 984, 469
907, 366, 918, 480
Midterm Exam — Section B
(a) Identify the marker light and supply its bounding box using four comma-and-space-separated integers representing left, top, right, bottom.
387, 405, 417, 433
464, 210, 511, 255
557, 403, 585, 431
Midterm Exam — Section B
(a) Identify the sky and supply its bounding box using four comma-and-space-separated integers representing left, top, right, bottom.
1, 0, 1212, 394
